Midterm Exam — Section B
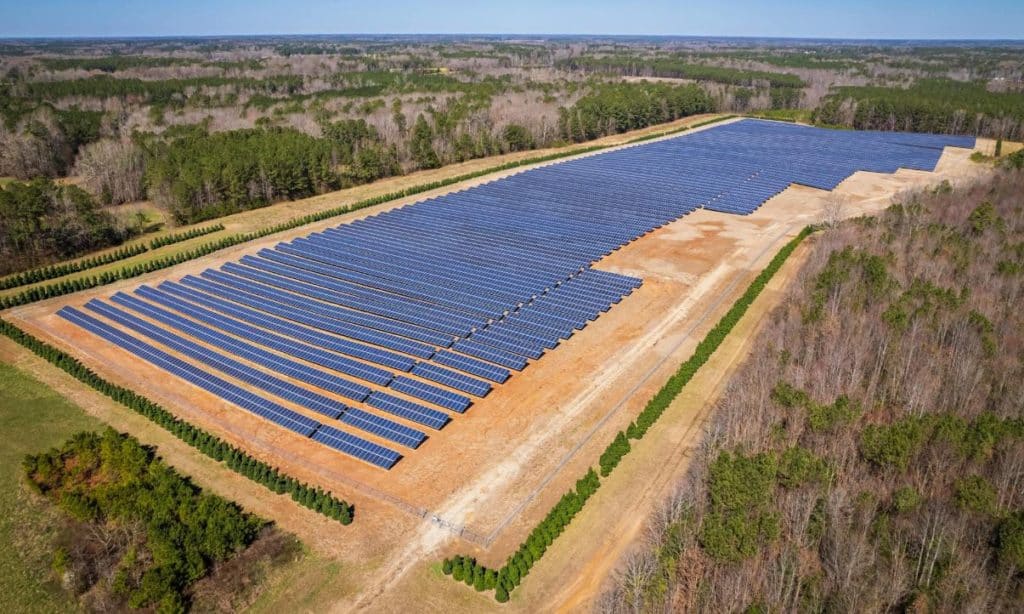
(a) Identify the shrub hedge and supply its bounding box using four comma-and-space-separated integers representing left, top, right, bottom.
0, 224, 225, 293
0, 243, 149, 291
148, 222, 226, 248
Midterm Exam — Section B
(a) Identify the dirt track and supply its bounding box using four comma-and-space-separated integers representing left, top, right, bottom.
1, 124, 994, 612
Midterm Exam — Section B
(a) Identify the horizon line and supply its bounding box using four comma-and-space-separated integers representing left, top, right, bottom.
1, 33, 1023, 43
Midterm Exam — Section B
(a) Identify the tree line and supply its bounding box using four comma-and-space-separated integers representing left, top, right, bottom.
19, 74, 304, 107
0, 242, 146, 290
148, 222, 224, 248
24, 428, 265, 611
37, 55, 262, 73
0, 219, 221, 293
814, 78, 1024, 139
141, 114, 536, 224
440, 226, 815, 602
600, 170, 1024, 611
557, 55, 807, 88
0, 178, 129, 276
691, 49, 861, 71
443, 469, 601, 602
559, 82, 715, 142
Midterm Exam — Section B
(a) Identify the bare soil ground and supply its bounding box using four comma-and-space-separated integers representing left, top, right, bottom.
1, 124, 991, 612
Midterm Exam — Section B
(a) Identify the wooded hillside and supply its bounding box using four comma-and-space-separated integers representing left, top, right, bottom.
601, 169, 1024, 612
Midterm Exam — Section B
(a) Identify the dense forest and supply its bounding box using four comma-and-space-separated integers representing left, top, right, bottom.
0, 178, 131, 275
558, 82, 714, 142
600, 169, 1024, 611
23, 429, 268, 611
143, 127, 340, 223
815, 79, 1024, 139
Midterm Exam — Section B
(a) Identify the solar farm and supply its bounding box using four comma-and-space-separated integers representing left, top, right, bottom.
11, 118, 977, 531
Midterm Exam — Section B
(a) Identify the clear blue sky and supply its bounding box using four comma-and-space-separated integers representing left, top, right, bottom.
0, 0, 1021, 39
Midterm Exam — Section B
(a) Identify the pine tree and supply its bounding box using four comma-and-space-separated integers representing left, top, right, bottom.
410, 115, 440, 170
495, 584, 509, 603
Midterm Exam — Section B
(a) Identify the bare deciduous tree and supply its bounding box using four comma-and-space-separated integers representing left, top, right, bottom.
72, 138, 146, 204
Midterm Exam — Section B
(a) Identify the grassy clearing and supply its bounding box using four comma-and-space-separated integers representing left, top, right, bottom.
0, 362, 103, 613
246, 552, 353, 613
745, 108, 813, 123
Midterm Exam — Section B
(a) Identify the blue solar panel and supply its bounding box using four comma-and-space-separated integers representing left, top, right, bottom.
366, 392, 450, 429
108, 291, 372, 403
312, 425, 401, 469
389, 375, 472, 413
176, 274, 437, 358
57, 306, 322, 435
191, 270, 455, 347
137, 284, 393, 388
339, 408, 425, 449
85, 298, 348, 420
432, 349, 511, 384
411, 362, 492, 397
454, 339, 529, 371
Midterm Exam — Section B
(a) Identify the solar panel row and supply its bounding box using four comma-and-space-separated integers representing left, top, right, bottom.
57, 307, 401, 469
108, 291, 373, 402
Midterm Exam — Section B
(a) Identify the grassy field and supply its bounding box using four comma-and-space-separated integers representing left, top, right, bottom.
0, 362, 103, 613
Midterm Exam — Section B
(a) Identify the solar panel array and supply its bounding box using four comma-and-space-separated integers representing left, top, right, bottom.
57, 119, 974, 469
